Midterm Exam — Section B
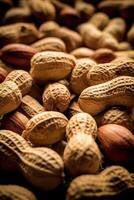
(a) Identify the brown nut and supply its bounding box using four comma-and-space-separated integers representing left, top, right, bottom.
1, 111, 29, 135
98, 124, 134, 164
1, 43, 37, 70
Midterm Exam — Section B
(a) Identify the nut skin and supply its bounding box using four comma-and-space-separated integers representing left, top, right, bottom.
98, 124, 134, 165
1, 111, 29, 135
1, 43, 37, 70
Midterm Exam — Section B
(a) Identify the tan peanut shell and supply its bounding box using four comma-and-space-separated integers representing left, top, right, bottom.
70, 47, 94, 59
87, 59, 134, 85
115, 50, 134, 60
0, 81, 22, 116
31, 37, 66, 52
5, 70, 33, 96
0, 23, 38, 47
20, 95, 44, 118
70, 58, 96, 95
42, 82, 71, 112
23, 111, 68, 145
63, 133, 101, 177
0, 129, 30, 171
66, 112, 97, 141
0, 185, 37, 200
95, 107, 133, 130
0, 130, 64, 191
104, 17, 126, 42
20, 147, 64, 190
89, 12, 110, 30
30, 51, 76, 84
39, 20, 60, 37
28, 0, 56, 22
1, 43, 37, 69
75, 1, 95, 22
78, 23, 118, 50
3, 7, 31, 24
118, 42, 132, 51
79, 76, 134, 115
67, 165, 134, 200
40, 26, 82, 52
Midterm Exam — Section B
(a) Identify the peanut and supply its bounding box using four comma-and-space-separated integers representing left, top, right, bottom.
66, 112, 97, 141
63, 133, 101, 177
87, 59, 134, 85
0, 81, 22, 116
104, 17, 126, 42
1, 111, 29, 135
30, 51, 76, 84
118, 41, 132, 51
91, 48, 116, 63
89, 12, 109, 30
79, 76, 134, 115
78, 23, 118, 50
95, 107, 133, 130
0, 130, 64, 190
42, 82, 71, 112
5, 70, 33, 96
67, 165, 134, 200
39, 26, 82, 52
70, 58, 96, 94
75, 1, 95, 23
98, 124, 134, 164
20, 95, 44, 118
0, 185, 37, 200
23, 111, 68, 145
1, 43, 37, 69
31, 37, 66, 52
0, 23, 38, 47
28, 0, 56, 23
70, 47, 94, 59
3, 7, 31, 24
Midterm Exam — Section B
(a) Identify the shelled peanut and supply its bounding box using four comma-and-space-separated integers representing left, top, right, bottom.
0, 0, 134, 199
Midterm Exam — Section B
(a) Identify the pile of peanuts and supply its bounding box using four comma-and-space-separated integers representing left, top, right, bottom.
0, 0, 134, 199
